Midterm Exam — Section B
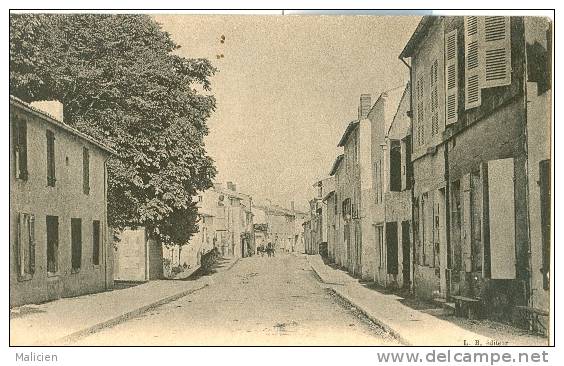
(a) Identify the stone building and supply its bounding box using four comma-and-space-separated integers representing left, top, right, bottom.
10, 96, 115, 306
400, 16, 552, 328
329, 154, 345, 266
367, 84, 413, 289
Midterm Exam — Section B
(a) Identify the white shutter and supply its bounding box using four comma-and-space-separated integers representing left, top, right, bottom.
464, 16, 481, 109
445, 29, 458, 124
487, 158, 516, 279
480, 16, 511, 88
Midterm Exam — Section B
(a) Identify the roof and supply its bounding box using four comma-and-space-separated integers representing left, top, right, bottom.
10, 95, 117, 155
253, 203, 306, 217
388, 82, 411, 139
213, 186, 252, 202
383, 84, 410, 136
329, 154, 345, 176
337, 120, 359, 147
399, 16, 437, 59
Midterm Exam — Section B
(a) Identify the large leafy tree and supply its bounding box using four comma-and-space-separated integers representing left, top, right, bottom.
10, 14, 217, 247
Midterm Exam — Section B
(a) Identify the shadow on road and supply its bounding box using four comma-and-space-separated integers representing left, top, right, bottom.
183, 257, 232, 281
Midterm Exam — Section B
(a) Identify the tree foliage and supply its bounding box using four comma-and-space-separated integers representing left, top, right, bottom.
10, 14, 217, 247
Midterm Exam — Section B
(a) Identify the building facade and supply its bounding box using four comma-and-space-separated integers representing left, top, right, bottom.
400, 16, 552, 327
10, 97, 115, 306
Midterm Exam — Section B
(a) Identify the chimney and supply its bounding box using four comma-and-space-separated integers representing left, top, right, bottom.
226, 181, 236, 191
291, 201, 295, 212
30, 100, 64, 122
358, 94, 372, 119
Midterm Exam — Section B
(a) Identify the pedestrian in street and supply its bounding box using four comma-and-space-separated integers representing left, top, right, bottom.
267, 242, 273, 257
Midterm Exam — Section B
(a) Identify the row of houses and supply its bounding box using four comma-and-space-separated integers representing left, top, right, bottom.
9, 95, 307, 306
304, 16, 551, 332
10, 97, 115, 306
164, 182, 307, 271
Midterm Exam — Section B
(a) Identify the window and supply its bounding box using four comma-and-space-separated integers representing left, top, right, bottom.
46, 216, 59, 274
46, 130, 56, 186
376, 225, 384, 268
464, 16, 481, 109
83, 147, 90, 194
92, 220, 101, 265
416, 76, 425, 145
539, 159, 551, 290
13, 118, 28, 180
16, 213, 35, 278
71, 218, 82, 271
445, 29, 458, 124
430, 59, 439, 136
482, 16, 511, 88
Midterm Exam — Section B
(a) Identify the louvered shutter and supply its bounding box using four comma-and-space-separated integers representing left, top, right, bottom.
445, 29, 458, 124
481, 16, 511, 88
29, 214, 35, 274
464, 16, 481, 109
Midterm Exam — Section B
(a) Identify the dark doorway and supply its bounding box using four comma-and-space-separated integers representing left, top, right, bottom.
386, 221, 398, 275
401, 221, 411, 287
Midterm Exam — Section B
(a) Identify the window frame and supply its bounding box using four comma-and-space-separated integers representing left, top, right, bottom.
46, 129, 56, 187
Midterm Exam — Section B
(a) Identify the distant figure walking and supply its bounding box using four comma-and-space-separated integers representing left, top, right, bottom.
267, 242, 273, 258
258, 244, 265, 257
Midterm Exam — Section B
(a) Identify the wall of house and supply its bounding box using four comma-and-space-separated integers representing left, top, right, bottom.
358, 118, 376, 280
114, 228, 147, 282
412, 147, 446, 300
334, 164, 346, 267
10, 104, 112, 306
526, 81, 551, 316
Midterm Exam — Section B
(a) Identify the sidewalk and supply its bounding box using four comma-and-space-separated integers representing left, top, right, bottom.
306, 255, 548, 346
10, 257, 239, 346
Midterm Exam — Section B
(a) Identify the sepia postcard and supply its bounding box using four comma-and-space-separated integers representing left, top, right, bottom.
8, 10, 553, 349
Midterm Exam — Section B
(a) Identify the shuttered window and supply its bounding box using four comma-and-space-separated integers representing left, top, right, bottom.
92, 220, 101, 265
83, 147, 90, 195
465, 16, 482, 109
46, 215, 59, 274
13, 118, 29, 180
46, 130, 56, 186
445, 29, 458, 124
16, 213, 35, 278
71, 218, 82, 271
481, 16, 511, 88
416, 76, 425, 146
430, 60, 439, 136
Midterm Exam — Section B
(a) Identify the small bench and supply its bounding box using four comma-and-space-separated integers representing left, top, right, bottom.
515, 306, 549, 335
452, 295, 482, 320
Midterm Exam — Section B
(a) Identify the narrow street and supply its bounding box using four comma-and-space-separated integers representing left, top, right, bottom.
71, 254, 399, 346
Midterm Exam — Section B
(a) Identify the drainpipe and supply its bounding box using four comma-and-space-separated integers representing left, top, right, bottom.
521, 18, 534, 308
399, 54, 416, 295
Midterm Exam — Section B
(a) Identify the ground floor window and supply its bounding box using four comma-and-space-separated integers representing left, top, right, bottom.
16, 213, 35, 278
71, 218, 82, 271
375, 225, 384, 268
92, 220, 101, 265
46, 215, 59, 274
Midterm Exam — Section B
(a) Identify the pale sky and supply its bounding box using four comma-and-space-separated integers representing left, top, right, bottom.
153, 15, 421, 211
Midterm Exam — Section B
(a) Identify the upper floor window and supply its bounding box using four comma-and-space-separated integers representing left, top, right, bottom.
83, 147, 90, 194
430, 59, 439, 136
46, 130, 56, 186
415, 76, 425, 146
464, 16, 511, 110
445, 28, 459, 125
13, 118, 28, 180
